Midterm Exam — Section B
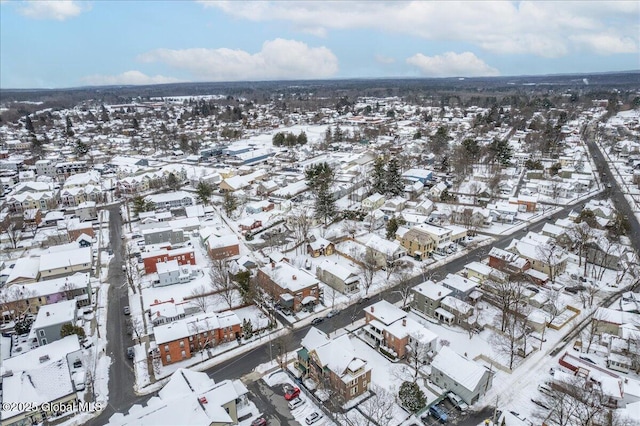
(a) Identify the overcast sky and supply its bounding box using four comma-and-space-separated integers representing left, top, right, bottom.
1, 0, 638, 89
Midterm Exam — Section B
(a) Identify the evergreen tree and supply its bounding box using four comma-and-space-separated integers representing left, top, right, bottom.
60, 323, 86, 339
166, 172, 181, 191
132, 117, 140, 130
223, 191, 238, 217
385, 157, 404, 196
74, 140, 89, 156
24, 115, 35, 134
272, 132, 285, 146
386, 217, 399, 240
65, 115, 74, 137
242, 319, 253, 339
371, 157, 386, 195
132, 196, 154, 215
489, 137, 513, 166
324, 126, 333, 144
398, 381, 425, 412
196, 182, 213, 205
305, 162, 336, 225
31, 136, 44, 159
430, 126, 450, 156
100, 104, 110, 122
297, 131, 307, 145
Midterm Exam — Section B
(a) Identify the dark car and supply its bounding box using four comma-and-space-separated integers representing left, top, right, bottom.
251, 418, 267, 426
311, 317, 324, 325
126, 347, 135, 359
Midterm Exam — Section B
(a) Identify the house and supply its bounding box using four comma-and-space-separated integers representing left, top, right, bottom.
316, 259, 360, 294
506, 238, 568, 280
439, 296, 474, 326
487, 201, 518, 223
256, 261, 320, 313
382, 196, 407, 213
29, 299, 77, 346
362, 234, 406, 267
412, 282, 452, 318
39, 246, 92, 280
155, 311, 242, 366
362, 193, 386, 211
488, 247, 531, 275
296, 328, 372, 403
398, 223, 452, 259
155, 260, 199, 287
464, 261, 508, 284
142, 226, 185, 246
429, 182, 447, 200
149, 300, 187, 326
1, 336, 81, 426
142, 247, 196, 274
439, 273, 477, 301
207, 234, 240, 260
0, 272, 92, 317
415, 199, 434, 216
245, 200, 274, 214
106, 368, 250, 425
430, 346, 494, 405
66, 218, 95, 242
74, 201, 97, 221
4, 257, 41, 285
362, 300, 438, 360
238, 218, 262, 232
306, 236, 335, 257
402, 168, 432, 184
508, 195, 538, 213
146, 191, 194, 211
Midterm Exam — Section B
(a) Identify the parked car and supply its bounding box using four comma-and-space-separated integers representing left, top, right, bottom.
123, 306, 130, 315
311, 317, 324, 325
251, 418, 267, 426
446, 392, 468, 412
284, 386, 300, 400
305, 412, 323, 425
326, 310, 339, 318
126, 347, 135, 359
429, 405, 448, 423
287, 397, 305, 410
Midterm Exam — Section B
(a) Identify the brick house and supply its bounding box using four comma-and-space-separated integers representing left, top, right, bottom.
142, 247, 196, 274
256, 261, 320, 312
66, 219, 95, 242
362, 300, 438, 360
297, 328, 372, 403
488, 247, 531, 275
238, 218, 262, 232
207, 234, 240, 260
155, 311, 241, 366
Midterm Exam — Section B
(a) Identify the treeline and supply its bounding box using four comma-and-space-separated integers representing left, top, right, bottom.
272, 131, 307, 147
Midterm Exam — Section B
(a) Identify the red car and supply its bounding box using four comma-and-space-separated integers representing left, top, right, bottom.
251, 418, 267, 426
284, 386, 301, 400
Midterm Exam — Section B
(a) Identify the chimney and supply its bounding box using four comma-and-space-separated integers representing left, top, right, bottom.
46, 311, 50, 317
438, 291, 441, 296
157, 312, 160, 317
292, 275, 297, 280
198, 396, 208, 404
402, 318, 407, 326
271, 261, 275, 269
370, 306, 374, 313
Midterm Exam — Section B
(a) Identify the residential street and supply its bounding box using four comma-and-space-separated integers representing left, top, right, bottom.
87, 138, 640, 425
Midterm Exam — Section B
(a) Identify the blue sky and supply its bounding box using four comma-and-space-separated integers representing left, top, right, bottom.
1, 0, 638, 89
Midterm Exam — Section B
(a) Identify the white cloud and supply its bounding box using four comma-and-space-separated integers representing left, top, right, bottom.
202, 1, 639, 57
17, 0, 88, 20
81, 71, 180, 86
570, 34, 638, 55
406, 52, 499, 77
138, 39, 338, 81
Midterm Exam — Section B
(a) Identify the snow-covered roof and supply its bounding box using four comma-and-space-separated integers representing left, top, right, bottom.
440, 273, 477, 294
39, 247, 92, 272
301, 327, 330, 352
412, 282, 452, 301
5, 257, 41, 284
366, 300, 406, 326
431, 346, 488, 392
31, 299, 76, 330
207, 234, 239, 249
259, 261, 319, 292
315, 259, 359, 283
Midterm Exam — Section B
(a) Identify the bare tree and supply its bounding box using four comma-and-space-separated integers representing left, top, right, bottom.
566, 221, 594, 275
209, 259, 235, 309
189, 285, 212, 313
357, 385, 396, 425
535, 242, 565, 282
405, 332, 433, 383
392, 269, 415, 309
121, 241, 139, 294
291, 209, 312, 253
0, 285, 35, 322
485, 277, 526, 332
273, 331, 295, 368
357, 247, 378, 296
1, 216, 24, 249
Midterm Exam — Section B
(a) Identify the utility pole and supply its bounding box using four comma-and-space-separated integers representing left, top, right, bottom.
492, 395, 499, 424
